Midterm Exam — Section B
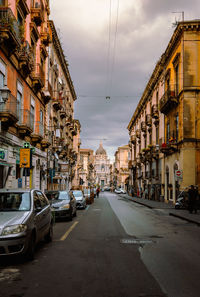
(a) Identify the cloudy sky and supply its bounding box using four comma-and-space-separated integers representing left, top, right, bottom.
50, 0, 199, 161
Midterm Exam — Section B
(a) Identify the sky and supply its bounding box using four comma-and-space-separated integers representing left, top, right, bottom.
50, 0, 200, 162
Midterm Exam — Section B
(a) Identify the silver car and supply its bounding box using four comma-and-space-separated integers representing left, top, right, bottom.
73, 190, 86, 209
0, 189, 53, 260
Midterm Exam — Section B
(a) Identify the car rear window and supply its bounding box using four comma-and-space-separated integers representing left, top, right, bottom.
46, 191, 70, 201
0, 192, 31, 211
73, 191, 83, 196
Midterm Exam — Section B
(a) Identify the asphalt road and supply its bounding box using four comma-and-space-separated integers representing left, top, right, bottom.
0, 192, 199, 297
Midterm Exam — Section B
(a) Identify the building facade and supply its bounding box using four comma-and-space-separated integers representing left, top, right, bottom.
114, 145, 130, 190
0, 0, 80, 190
128, 20, 200, 204
94, 143, 110, 189
79, 149, 95, 188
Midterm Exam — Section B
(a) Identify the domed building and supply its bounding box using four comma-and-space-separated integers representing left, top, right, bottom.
95, 143, 110, 188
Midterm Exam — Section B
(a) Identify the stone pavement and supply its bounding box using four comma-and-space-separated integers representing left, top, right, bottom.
120, 193, 200, 227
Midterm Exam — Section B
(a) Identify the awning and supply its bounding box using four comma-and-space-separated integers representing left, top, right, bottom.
0, 162, 13, 167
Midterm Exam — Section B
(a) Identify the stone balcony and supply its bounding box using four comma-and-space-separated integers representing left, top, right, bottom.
159, 90, 178, 115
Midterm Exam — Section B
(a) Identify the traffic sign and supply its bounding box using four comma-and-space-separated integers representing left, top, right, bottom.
20, 148, 31, 168
23, 142, 30, 149
175, 170, 182, 179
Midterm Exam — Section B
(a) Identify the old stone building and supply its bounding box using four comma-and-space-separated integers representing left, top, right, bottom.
128, 20, 200, 203
94, 143, 110, 188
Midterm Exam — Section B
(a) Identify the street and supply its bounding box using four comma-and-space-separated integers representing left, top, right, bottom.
1, 192, 200, 297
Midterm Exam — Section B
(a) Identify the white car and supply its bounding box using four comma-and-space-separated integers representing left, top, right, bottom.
114, 188, 126, 194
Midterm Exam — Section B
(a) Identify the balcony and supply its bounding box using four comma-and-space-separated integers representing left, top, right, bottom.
60, 109, 67, 119
159, 90, 178, 115
17, 109, 34, 135
151, 104, 159, 119
130, 134, 136, 144
52, 91, 62, 111
40, 24, 51, 46
0, 93, 19, 124
31, 121, 44, 143
136, 129, 141, 139
141, 121, 146, 133
41, 131, 51, 149
31, 0, 44, 26
0, 7, 21, 54
146, 114, 152, 127
18, 41, 34, 77
31, 63, 45, 90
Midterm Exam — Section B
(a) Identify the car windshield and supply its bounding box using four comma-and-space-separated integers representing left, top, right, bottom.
46, 191, 70, 201
73, 191, 83, 197
0, 192, 31, 211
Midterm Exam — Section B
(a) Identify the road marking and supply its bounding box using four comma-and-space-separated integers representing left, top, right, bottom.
60, 221, 79, 241
120, 238, 154, 244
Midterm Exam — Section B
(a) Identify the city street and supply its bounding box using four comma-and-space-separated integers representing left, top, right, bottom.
0, 192, 200, 297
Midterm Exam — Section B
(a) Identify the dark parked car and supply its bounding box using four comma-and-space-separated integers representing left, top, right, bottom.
73, 190, 86, 209
45, 190, 76, 221
0, 189, 53, 260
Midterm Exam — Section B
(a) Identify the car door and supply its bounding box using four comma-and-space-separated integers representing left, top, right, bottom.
33, 190, 44, 242
36, 191, 51, 238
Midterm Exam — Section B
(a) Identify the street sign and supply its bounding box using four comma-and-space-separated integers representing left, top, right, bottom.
0, 149, 5, 160
23, 142, 30, 149
175, 170, 183, 179
20, 148, 31, 168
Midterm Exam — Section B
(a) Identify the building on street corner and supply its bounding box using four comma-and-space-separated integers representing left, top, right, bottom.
113, 145, 130, 191
0, 0, 80, 190
128, 20, 200, 204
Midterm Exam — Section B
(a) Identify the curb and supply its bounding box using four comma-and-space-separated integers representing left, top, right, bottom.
121, 194, 200, 226
169, 212, 200, 226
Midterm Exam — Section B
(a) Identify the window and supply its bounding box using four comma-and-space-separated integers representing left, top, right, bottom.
156, 126, 159, 144
36, 191, 48, 208
40, 109, 43, 124
175, 64, 179, 96
167, 121, 170, 142
30, 96, 35, 130
17, 81, 23, 121
175, 114, 179, 141
0, 59, 6, 101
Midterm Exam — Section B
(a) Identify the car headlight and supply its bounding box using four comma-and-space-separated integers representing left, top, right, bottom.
61, 204, 70, 209
2, 224, 27, 236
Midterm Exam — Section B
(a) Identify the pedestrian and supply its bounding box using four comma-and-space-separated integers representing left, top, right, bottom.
188, 185, 198, 214
96, 187, 100, 198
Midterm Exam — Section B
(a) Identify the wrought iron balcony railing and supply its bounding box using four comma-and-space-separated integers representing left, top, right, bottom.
0, 93, 19, 123
159, 90, 178, 114
18, 109, 34, 134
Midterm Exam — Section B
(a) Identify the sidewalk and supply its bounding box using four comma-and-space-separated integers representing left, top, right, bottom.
120, 193, 200, 227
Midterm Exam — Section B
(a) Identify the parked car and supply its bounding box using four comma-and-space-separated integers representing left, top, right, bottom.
114, 188, 126, 194
0, 189, 53, 260
73, 190, 86, 209
45, 190, 76, 221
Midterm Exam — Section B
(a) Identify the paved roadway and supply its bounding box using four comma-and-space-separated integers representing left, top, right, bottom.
0, 192, 200, 297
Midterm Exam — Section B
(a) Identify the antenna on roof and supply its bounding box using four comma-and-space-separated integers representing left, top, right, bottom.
172, 11, 184, 27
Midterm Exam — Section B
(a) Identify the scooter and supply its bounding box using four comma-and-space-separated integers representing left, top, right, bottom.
175, 193, 188, 209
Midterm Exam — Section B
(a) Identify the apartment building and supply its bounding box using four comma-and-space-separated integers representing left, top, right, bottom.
128, 20, 200, 204
79, 149, 95, 188
114, 145, 130, 190
0, 0, 79, 190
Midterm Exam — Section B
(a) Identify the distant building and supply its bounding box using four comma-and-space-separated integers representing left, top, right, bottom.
94, 143, 110, 188
114, 145, 130, 190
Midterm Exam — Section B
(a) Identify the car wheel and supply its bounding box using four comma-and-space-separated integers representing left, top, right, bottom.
25, 233, 35, 261
44, 223, 53, 243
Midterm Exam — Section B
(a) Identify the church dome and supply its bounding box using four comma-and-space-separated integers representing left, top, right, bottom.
96, 143, 106, 155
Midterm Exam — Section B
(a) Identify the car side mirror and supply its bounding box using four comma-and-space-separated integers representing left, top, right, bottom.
35, 206, 42, 213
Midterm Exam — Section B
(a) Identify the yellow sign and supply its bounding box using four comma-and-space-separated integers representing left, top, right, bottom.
20, 148, 31, 168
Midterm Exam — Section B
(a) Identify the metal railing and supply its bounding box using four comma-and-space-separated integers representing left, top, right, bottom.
18, 109, 34, 130
32, 63, 45, 86
0, 7, 21, 43
0, 93, 19, 120
34, 121, 44, 137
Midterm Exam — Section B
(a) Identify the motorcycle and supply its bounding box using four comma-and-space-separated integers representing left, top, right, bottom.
175, 190, 188, 209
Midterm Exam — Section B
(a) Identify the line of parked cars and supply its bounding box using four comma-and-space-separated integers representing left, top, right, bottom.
0, 188, 88, 260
